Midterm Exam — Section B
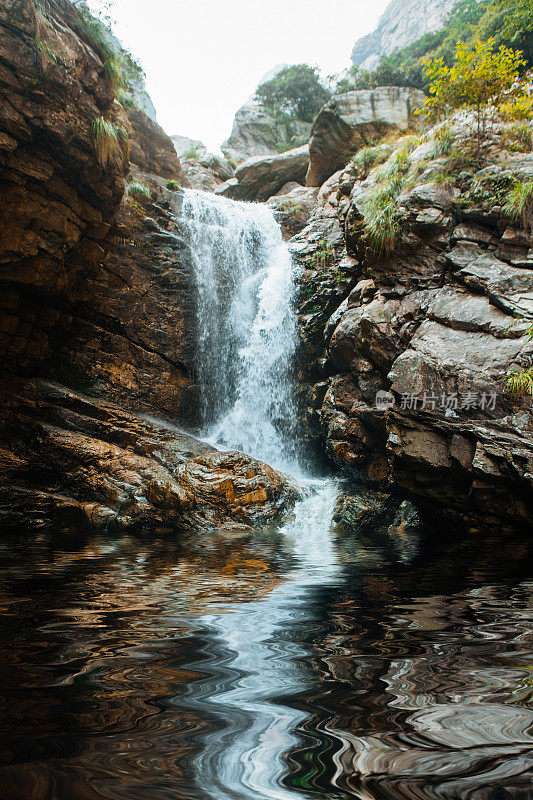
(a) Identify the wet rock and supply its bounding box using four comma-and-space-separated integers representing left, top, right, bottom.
0, 382, 296, 532
334, 487, 422, 562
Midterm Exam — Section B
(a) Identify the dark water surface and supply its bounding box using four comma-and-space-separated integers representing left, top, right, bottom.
0, 524, 532, 800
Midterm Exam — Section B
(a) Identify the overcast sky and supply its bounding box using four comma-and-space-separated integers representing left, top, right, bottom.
92, 0, 389, 153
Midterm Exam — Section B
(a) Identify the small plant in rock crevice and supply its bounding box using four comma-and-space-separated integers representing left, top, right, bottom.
166, 179, 180, 191
309, 239, 335, 269
504, 321, 533, 396
126, 181, 151, 201
92, 117, 128, 168
505, 366, 533, 396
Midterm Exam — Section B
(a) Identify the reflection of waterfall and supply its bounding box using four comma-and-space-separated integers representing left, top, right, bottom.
181, 190, 299, 473
193, 480, 339, 800
181, 188, 340, 799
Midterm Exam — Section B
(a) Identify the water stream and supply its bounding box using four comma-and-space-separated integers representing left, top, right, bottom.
0, 190, 531, 799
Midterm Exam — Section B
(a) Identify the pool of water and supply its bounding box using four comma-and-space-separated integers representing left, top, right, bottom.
0, 519, 531, 800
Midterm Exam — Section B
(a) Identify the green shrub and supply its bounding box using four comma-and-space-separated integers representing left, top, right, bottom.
351, 144, 394, 175
126, 181, 151, 201
504, 180, 533, 231
166, 179, 180, 191
468, 169, 518, 206
183, 146, 200, 159
91, 117, 128, 167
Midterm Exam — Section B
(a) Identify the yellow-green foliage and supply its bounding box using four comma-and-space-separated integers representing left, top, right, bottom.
166, 179, 180, 191
91, 117, 128, 168
421, 38, 527, 149
126, 181, 151, 201
360, 149, 412, 255
504, 180, 533, 231
502, 123, 533, 153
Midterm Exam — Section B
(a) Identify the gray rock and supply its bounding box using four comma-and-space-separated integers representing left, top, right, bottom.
221, 102, 312, 166
306, 87, 426, 186
231, 145, 310, 202
171, 135, 207, 160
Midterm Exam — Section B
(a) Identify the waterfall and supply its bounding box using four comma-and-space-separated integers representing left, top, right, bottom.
180, 189, 299, 473
180, 188, 341, 800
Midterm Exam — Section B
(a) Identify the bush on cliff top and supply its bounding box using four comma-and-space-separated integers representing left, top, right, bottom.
255, 64, 330, 124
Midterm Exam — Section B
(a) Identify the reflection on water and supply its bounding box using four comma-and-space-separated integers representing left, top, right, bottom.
0, 523, 532, 800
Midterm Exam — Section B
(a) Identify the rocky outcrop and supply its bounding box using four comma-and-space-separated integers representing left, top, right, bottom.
219, 145, 309, 202
351, 0, 457, 70
306, 87, 426, 186
293, 119, 533, 532
0, 382, 296, 532
180, 152, 235, 192
128, 109, 187, 181
221, 101, 312, 165
171, 135, 235, 191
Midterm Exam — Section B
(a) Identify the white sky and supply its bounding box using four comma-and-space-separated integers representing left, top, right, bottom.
95, 0, 389, 153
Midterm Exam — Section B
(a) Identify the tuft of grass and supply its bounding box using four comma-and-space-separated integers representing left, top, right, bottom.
504, 366, 533, 396
359, 149, 413, 255
504, 180, 533, 232
91, 117, 128, 168
351, 144, 393, 175
310, 239, 335, 269
434, 123, 454, 156
166, 179, 180, 191
126, 181, 151, 201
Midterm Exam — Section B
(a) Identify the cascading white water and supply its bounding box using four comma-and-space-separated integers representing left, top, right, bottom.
180, 189, 299, 473
180, 188, 340, 800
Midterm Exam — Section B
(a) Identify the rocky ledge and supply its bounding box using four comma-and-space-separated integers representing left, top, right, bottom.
0, 381, 297, 532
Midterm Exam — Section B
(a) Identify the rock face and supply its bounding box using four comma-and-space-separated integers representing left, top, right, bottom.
293, 119, 533, 532
306, 87, 426, 186
351, 0, 457, 70
221, 101, 312, 165
0, 0, 128, 377
0, 0, 296, 534
222, 145, 309, 202
0, 382, 296, 532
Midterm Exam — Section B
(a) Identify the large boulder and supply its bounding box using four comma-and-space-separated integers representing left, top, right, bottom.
229, 145, 310, 202
306, 87, 426, 186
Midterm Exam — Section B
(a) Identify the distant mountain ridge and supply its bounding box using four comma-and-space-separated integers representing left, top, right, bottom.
351, 0, 458, 70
